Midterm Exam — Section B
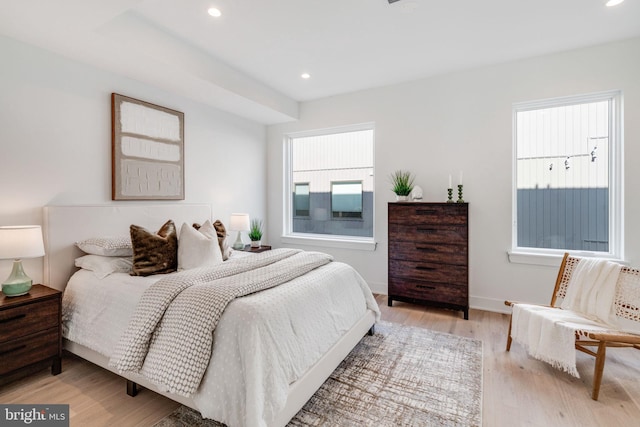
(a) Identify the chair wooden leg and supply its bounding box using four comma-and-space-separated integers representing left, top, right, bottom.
506, 315, 513, 351
592, 341, 607, 401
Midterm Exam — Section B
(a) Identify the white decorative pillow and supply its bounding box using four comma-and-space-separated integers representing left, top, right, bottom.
76, 236, 133, 256
75, 255, 133, 279
178, 220, 223, 271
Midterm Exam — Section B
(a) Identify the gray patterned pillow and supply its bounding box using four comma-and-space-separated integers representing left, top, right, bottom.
130, 220, 178, 276
76, 236, 132, 256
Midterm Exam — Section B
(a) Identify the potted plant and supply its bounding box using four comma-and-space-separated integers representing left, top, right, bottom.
389, 170, 415, 201
248, 219, 263, 248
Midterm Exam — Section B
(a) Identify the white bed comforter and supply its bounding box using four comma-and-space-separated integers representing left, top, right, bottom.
62, 258, 380, 427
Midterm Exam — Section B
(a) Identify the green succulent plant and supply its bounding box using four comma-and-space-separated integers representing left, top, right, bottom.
389, 170, 415, 196
248, 219, 263, 241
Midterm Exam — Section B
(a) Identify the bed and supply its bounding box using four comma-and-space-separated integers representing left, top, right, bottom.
42, 204, 379, 427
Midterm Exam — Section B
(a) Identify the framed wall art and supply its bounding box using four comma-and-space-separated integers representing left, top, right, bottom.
111, 93, 185, 200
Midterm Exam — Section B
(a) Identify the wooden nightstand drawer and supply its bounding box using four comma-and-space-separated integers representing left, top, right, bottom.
0, 327, 59, 375
0, 285, 62, 380
0, 298, 59, 343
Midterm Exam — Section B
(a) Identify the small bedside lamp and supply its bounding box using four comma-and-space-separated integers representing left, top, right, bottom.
229, 213, 250, 250
0, 225, 45, 297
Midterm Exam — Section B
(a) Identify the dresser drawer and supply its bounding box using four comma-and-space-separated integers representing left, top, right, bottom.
389, 203, 467, 226
389, 278, 468, 306
389, 259, 467, 284
0, 327, 59, 375
0, 298, 59, 343
389, 224, 467, 246
389, 241, 467, 265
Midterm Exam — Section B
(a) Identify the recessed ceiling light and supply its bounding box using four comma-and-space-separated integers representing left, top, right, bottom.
208, 7, 222, 17
301, 73, 311, 79
606, 0, 624, 6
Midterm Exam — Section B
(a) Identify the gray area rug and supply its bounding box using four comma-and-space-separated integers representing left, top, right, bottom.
153, 321, 482, 426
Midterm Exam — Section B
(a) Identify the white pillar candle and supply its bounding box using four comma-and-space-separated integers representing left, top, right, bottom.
448, 175, 452, 189
459, 171, 463, 185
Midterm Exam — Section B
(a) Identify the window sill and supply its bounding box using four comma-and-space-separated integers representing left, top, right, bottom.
507, 251, 565, 267
281, 234, 376, 251
508, 250, 625, 267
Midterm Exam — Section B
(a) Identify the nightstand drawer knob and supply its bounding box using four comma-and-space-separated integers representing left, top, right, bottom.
0, 313, 26, 324
0, 344, 27, 357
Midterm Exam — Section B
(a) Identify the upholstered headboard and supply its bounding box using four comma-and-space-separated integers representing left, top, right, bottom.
42, 204, 212, 291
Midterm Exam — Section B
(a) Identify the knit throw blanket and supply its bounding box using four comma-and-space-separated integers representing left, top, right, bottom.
512, 258, 622, 378
109, 248, 332, 396
560, 258, 622, 327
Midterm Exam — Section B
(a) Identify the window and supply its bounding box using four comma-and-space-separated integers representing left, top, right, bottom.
331, 181, 363, 218
284, 124, 375, 249
294, 183, 310, 217
512, 91, 622, 262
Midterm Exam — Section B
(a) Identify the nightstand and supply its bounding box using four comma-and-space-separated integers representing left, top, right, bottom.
0, 284, 62, 381
240, 245, 272, 253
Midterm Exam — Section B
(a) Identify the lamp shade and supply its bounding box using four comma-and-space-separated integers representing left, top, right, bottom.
228, 214, 250, 232
0, 225, 45, 260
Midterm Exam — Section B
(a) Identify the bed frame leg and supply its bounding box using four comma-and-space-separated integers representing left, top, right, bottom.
127, 380, 138, 397
367, 325, 375, 336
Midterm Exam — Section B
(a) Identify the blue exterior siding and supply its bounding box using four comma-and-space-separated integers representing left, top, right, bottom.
517, 188, 608, 251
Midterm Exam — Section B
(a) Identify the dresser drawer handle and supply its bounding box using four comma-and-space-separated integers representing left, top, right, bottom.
0, 344, 27, 357
416, 228, 437, 233
415, 246, 437, 252
415, 266, 436, 271
415, 209, 438, 215
416, 284, 436, 290
0, 314, 26, 324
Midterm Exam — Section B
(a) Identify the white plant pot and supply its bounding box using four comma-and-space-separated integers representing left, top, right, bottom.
395, 195, 409, 202
250, 240, 261, 248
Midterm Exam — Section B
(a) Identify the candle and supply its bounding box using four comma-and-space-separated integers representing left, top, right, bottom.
459, 171, 463, 185
448, 175, 452, 189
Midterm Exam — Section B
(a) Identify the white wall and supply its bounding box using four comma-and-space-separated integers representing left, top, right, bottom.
267, 37, 640, 313
0, 35, 267, 284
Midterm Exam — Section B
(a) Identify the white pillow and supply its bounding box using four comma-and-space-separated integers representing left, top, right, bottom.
75, 255, 133, 279
76, 236, 133, 256
178, 220, 223, 271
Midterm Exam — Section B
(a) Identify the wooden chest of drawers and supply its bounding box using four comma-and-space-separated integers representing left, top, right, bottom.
388, 202, 469, 319
0, 285, 62, 379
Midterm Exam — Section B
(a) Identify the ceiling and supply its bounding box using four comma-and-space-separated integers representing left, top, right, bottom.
0, 0, 639, 124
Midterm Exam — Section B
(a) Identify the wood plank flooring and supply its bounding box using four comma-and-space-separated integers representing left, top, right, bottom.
1, 294, 639, 426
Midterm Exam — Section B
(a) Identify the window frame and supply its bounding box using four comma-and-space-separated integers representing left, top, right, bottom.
283, 123, 376, 251
509, 90, 623, 266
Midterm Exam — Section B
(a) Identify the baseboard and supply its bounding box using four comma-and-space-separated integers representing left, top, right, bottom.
367, 281, 387, 296
469, 296, 511, 314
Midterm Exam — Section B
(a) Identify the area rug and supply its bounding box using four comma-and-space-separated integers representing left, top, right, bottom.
153, 321, 482, 426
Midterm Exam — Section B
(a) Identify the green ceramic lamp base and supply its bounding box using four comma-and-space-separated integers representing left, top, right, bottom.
232, 232, 245, 250
2, 260, 33, 297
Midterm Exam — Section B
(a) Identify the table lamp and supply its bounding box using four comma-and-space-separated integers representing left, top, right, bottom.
229, 213, 250, 250
0, 225, 45, 297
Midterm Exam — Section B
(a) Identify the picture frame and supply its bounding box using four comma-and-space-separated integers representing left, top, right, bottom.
111, 93, 185, 200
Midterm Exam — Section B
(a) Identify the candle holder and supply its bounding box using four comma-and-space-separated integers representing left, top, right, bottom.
447, 188, 454, 203
457, 184, 464, 203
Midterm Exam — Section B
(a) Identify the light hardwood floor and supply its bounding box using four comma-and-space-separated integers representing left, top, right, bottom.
1, 294, 640, 426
